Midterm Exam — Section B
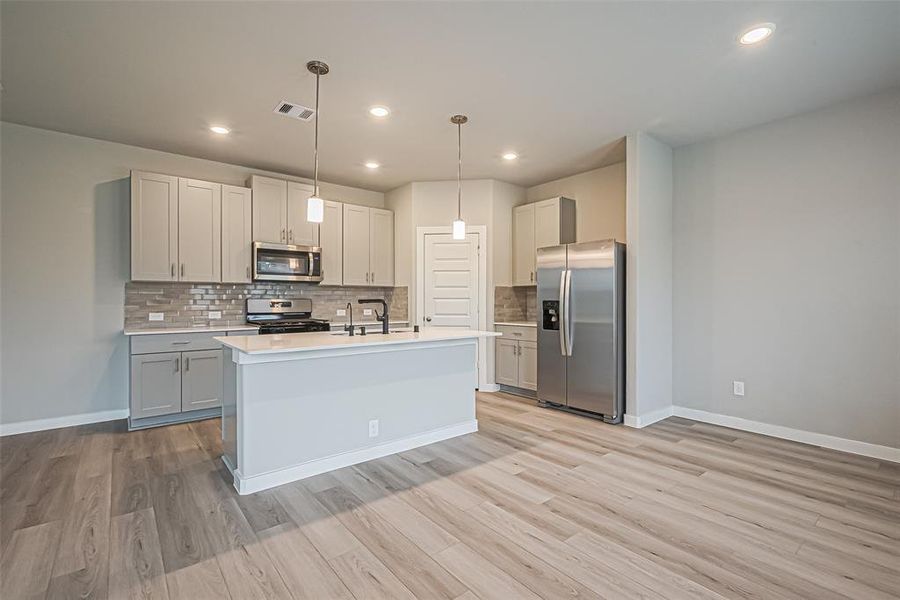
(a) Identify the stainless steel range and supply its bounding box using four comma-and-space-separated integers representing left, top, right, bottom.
246, 298, 331, 335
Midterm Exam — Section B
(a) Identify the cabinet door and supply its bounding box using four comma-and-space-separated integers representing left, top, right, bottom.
370, 208, 394, 286
178, 178, 221, 282
342, 204, 371, 285
251, 175, 287, 243
320, 200, 343, 285
221, 185, 252, 283
131, 171, 178, 281
517, 341, 538, 391
496, 339, 520, 386
287, 182, 320, 246
181, 350, 223, 412
534, 198, 562, 252
513, 204, 535, 285
130, 352, 181, 419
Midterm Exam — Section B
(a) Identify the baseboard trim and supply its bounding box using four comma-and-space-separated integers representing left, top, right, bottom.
232, 419, 479, 495
0, 409, 129, 436
624, 406, 674, 429
673, 406, 900, 463
479, 384, 501, 393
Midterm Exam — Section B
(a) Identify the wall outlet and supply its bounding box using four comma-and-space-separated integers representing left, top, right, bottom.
368, 419, 379, 438
148, 312, 164, 322
733, 381, 745, 397
336, 308, 347, 317
363, 308, 373, 316
209, 311, 222, 320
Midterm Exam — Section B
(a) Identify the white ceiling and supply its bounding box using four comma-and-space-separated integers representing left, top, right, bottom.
2, 2, 898, 192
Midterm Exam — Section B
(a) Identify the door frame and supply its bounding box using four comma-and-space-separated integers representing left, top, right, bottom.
415, 225, 489, 390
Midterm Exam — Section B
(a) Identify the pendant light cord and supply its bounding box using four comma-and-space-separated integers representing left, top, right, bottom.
313, 69, 320, 197
456, 121, 462, 220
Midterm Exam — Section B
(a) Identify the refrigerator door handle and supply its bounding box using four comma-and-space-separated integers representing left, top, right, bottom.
564, 269, 574, 356
558, 270, 567, 356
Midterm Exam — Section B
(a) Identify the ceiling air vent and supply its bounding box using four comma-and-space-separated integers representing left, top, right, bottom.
273, 101, 316, 121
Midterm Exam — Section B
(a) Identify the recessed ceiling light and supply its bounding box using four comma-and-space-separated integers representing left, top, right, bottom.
739, 23, 775, 45
210, 125, 230, 134
502, 152, 518, 161
365, 161, 380, 169
369, 106, 390, 118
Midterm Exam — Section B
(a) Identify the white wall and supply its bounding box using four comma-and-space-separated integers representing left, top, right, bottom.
673, 89, 900, 449
526, 162, 626, 243
0, 122, 384, 428
626, 132, 674, 424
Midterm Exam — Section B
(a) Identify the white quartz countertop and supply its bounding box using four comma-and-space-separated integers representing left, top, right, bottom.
494, 321, 537, 327
217, 328, 500, 355
125, 325, 259, 336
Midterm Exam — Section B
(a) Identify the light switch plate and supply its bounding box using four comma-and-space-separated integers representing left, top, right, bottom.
733, 381, 745, 397
363, 309, 373, 316
209, 311, 222, 320
336, 309, 347, 316
149, 312, 164, 322
368, 419, 379, 438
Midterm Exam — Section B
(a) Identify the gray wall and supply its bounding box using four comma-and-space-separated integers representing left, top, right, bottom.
673, 89, 900, 448
0, 122, 383, 426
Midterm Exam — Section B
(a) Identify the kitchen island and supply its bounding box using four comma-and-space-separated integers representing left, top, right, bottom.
216, 328, 500, 494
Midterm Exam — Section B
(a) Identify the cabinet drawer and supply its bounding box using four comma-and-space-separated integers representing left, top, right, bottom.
495, 325, 537, 342
130, 332, 223, 354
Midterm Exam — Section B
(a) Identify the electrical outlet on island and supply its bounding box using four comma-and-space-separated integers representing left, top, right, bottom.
733, 381, 745, 397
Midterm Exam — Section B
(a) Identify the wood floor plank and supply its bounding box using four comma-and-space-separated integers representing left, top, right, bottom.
433, 542, 542, 600
0, 521, 62, 600
272, 481, 362, 560
165, 558, 231, 600
108, 508, 169, 600
327, 546, 417, 600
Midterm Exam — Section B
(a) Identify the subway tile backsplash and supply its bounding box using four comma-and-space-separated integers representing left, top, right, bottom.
125, 282, 408, 331
494, 286, 537, 323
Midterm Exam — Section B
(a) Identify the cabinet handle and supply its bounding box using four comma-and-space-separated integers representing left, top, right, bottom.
246, 265, 251, 279
171, 263, 175, 278
366, 272, 369, 283
180, 263, 185, 277
371, 272, 375, 283
171, 341, 191, 345
281, 228, 286, 242
289, 230, 293, 243
175, 357, 180, 372
185, 356, 190, 371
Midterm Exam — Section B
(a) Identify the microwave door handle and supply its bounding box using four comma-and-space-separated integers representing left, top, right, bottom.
558, 270, 567, 356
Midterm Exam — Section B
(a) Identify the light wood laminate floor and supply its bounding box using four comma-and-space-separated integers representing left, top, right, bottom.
2, 392, 898, 599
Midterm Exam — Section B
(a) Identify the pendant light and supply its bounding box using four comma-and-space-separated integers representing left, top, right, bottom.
306, 60, 329, 223
450, 114, 468, 240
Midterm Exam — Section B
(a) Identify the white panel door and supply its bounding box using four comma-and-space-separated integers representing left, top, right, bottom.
131, 171, 178, 281
517, 341, 538, 390
534, 198, 561, 252
513, 203, 535, 285
370, 208, 394, 286
495, 339, 519, 387
221, 185, 252, 283
342, 204, 371, 286
422, 232, 479, 328
178, 178, 221, 282
320, 200, 343, 285
250, 175, 287, 243
287, 182, 319, 246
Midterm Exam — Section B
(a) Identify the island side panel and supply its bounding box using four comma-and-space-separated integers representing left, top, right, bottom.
221, 348, 238, 472
234, 339, 478, 493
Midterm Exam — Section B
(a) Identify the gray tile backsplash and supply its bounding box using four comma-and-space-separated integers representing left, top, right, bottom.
494, 286, 536, 323
125, 282, 408, 330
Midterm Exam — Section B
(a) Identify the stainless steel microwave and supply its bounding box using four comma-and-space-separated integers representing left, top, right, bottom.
252, 242, 323, 282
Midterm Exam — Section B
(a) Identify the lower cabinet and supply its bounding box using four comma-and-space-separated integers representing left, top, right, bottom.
129, 332, 229, 428
494, 325, 537, 392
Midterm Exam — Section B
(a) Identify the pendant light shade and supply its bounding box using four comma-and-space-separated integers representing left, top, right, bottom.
450, 115, 468, 240
306, 60, 329, 223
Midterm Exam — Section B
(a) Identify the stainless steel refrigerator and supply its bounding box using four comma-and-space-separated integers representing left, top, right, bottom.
536, 240, 625, 423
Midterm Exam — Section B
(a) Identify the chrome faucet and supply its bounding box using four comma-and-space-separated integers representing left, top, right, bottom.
344, 302, 355, 336
359, 298, 389, 334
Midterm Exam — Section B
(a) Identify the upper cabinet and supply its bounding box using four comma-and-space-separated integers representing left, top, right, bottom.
513, 197, 576, 285
132, 171, 223, 283
178, 178, 221, 282
221, 184, 252, 283
286, 182, 320, 246
250, 175, 287, 243
131, 171, 178, 281
319, 200, 343, 285
342, 204, 394, 287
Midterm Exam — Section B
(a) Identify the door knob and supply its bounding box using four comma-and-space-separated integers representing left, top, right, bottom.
425, 316, 432, 322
